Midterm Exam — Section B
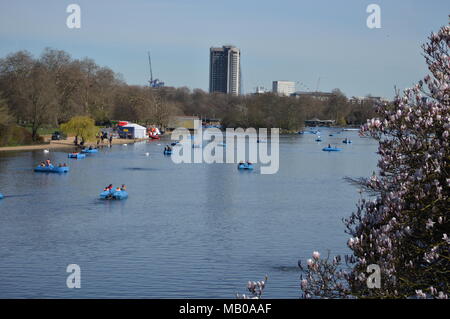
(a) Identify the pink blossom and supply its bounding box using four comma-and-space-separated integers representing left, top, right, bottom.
312, 251, 320, 260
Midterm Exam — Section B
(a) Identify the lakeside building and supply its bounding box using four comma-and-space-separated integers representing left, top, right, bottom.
209, 45, 241, 95
291, 91, 334, 101
118, 123, 147, 139
272, 81, 296, 96
304, 118, 336, 127
167, 115, 200, 131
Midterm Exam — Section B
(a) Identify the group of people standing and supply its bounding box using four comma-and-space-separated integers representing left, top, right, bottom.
98, 131, 113, 146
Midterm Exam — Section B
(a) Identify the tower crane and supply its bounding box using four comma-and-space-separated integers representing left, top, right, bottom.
147, 51, 164, 88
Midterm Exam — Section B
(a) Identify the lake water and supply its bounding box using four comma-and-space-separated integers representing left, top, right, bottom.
0, 128, 378, 298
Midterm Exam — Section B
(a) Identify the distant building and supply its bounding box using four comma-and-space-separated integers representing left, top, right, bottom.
272, 81, 296, 96
167, 115, 200, 131
349, 96, 389, 104
254, 86, 267, 94
209, 45, 241, 95
304, 118, 336, 127
291, 91, 334, 101
202, 118, 222, 128
118, 123, 148, 139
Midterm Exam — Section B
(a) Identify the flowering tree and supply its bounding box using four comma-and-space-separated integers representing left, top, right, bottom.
299, 22, 449, 299
236, 276, 268, 299
298, 252, 352, 298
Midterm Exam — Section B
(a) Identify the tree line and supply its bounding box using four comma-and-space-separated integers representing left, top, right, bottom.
0, 48, 377, 144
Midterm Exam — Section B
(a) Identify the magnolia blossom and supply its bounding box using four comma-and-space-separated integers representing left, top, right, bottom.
348, 237, 355, 247
416, 290, 427, 299
437, 292, 448, 299
238, 276, 268, 299
443, 234, 449, 244
301, 279, 308, 290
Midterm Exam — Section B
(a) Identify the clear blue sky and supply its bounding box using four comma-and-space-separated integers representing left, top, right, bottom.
0, 0, 448, 98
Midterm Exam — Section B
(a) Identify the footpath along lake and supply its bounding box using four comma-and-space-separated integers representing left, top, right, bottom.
0, 129, 378, 298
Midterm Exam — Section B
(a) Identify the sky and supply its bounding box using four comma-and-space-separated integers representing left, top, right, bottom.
0, 0, 448, 99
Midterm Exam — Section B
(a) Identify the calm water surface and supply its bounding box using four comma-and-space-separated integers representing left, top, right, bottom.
0, 129, 378, 298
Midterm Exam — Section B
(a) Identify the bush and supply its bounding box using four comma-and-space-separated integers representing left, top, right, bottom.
0, 124, 43, 146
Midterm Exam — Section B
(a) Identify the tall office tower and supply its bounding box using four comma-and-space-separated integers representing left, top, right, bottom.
209, 45, 241, 95
272, 81, 296, 96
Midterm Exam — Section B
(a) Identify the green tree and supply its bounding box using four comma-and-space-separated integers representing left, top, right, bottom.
60, 116, 99, 144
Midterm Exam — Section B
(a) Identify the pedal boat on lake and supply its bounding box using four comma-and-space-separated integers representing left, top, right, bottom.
68, 153, 86, 159
34, 165, 69, 173
99, 189, 128, 200
238, 162, 254, 170
81, 148, 99, 154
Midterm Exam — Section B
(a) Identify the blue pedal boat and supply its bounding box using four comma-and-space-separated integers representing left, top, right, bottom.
322, 147, 341, 152
34, 165, 69, 173
68, 153, 86, 159
238, 163, 254, 170
81, 148, 99, 154
100, 190, 128, 200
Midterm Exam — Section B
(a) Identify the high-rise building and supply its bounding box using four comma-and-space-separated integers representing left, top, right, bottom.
209, 45, 241, 95
272, 81, 296, 96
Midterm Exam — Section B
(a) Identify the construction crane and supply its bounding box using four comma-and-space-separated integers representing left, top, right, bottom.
296, 81, 310, 92
315, 77, 321, 92
147, 51, 164, 88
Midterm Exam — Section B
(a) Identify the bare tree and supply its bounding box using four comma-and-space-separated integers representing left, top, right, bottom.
22, 62, 57, 140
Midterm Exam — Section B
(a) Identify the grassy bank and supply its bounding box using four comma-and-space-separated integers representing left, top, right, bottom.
22, 125, 59, 136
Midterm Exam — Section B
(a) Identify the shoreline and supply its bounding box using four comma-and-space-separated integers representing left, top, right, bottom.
0, 136, 149, 152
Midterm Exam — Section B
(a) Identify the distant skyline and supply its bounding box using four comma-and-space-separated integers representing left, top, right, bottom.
0, 0, 449, 99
